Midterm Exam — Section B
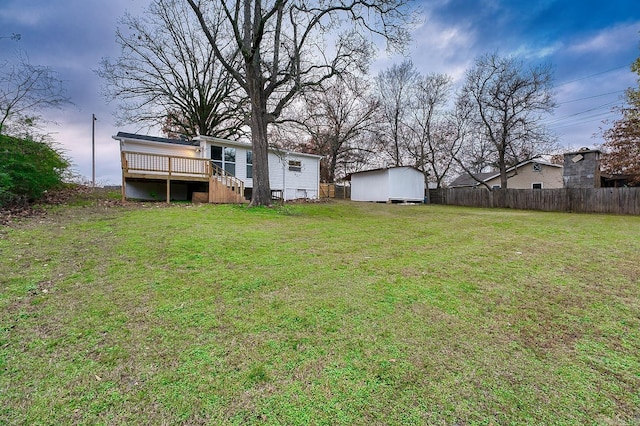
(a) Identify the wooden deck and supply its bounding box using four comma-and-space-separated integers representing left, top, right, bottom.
121, 151, 245, 203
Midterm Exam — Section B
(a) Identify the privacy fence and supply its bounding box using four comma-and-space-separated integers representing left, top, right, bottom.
429, 188, 640, 215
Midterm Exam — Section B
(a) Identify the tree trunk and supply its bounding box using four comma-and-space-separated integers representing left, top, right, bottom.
328, 150, 338, 183
247, 69, 272, 206
499, 150, 508, 189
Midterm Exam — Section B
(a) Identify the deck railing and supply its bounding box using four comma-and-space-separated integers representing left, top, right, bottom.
121, 151, 210, 177
121, 150, 244, 201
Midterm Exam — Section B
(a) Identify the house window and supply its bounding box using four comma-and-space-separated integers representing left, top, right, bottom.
211, 145, 236, 176
532, 163, 542, 172
288, 160, 302, 172
492, 184, 501, 189
532, 183, 543, 189
246, 150, 253, 179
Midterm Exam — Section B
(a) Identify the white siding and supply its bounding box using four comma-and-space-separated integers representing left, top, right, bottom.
122, 140, 198, 157
204, 141, 320, 200
284, 153, 319, 200
388, 168, 425, 201
352, 167, 424, 202
352, 169, 389, 202
266, 152, 319, 200
268, 152, 285, 191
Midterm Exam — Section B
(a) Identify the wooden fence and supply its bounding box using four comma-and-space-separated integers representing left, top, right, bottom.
320, 183, 351, 199
429, 188, 640, 215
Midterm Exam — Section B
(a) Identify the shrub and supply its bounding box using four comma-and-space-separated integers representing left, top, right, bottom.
0, 134, 70, 207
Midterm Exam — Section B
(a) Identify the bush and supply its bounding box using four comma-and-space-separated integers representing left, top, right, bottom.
0, 134, 70, 207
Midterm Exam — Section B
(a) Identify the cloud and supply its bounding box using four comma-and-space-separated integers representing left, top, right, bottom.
568, 22, 640, 55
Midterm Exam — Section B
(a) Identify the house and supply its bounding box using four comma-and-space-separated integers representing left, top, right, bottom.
114, 132, 321, 202
350, 166, 425, 203
449, 160, 563, 189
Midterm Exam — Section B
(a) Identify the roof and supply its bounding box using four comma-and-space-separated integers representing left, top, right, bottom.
449, 159, 563, 188
449, 172, 496, 188
114, 132, 322, 159
114, 132, 198, 146
345, 166, 423, 181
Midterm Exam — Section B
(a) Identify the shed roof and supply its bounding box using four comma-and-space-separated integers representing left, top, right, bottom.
345, 166, 423, 181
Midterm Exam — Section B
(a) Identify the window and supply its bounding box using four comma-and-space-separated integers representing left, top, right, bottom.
532, 163, 542, 172
492, 184, 501, 189
532, 183, 543, 189
246, 150, 253, 179
288, 160, 302, 172
211, 145, 236, 176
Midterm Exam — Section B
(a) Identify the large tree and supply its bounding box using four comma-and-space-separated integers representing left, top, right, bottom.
98, 0, 244, 138
375, 59, 420, 167
286, 75, 379, 182
186, 0, 412, 206
0, 51, 70, 137
600, 56, 640, 184
455, 53, 556, 188
405, 72, 454, 188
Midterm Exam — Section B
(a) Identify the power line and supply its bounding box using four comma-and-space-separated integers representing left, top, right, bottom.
557, 90, 624, 106
546, 100, 619, 125
548, 111, 618, 130
553, 65, 630, 88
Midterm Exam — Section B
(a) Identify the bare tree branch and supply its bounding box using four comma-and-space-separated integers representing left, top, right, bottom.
97, 0, 245, 138
454, 53, 557, 188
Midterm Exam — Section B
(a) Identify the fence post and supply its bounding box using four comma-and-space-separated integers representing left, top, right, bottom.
166, 157, 171, 203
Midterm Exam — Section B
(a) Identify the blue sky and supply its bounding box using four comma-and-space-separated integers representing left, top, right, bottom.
1, 0, 639, 184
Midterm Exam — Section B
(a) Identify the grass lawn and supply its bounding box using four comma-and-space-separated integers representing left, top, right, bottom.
1, 199, 639, 425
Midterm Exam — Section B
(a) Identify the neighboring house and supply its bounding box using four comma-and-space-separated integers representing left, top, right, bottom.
350, 166, 425, 202
115, 132, 321, 202
449, 160, 564, 189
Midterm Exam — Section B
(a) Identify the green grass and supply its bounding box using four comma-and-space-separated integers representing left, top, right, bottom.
1, 201, 639, 425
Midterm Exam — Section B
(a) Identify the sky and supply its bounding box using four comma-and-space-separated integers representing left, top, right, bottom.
1, 0, 639, 185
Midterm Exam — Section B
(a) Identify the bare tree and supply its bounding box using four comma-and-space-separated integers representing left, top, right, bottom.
97, 0, 244, 138
186, 0, 413, 206
285, 75, 379, 182
455, 53, 556, 188
375, 60, 420, 167
0, 51, 70, 136
404, 73, 454, 188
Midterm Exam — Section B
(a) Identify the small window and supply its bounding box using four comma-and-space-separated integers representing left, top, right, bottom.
492, 184, 501, 189
532, 183, 543, 189
532, 163, 542, 172
211, 146, 223, 170
288, 160, 302, 172
246, 151, 253, 179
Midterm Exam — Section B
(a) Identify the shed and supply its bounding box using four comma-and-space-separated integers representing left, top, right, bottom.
351, 167, 425, 202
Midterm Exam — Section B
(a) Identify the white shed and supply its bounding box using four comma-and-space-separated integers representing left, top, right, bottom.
351, 167, 425, 203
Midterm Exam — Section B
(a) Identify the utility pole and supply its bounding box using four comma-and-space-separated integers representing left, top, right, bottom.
92, 114, 97, 187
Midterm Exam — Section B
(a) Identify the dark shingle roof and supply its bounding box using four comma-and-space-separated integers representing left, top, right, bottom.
449, 172, 496, 188
115, 132, 197, 146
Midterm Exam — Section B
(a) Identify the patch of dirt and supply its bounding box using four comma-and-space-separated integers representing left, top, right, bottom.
0, 185, 125, 227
